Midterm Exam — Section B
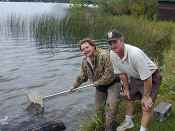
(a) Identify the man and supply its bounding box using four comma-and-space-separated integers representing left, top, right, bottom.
107, 31, 161, 131
72, 38, 120, 131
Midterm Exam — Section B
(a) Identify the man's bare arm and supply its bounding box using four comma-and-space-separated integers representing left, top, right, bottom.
143, 76, 152, 97
142, 76, 153, 111
119, 73, 130, 99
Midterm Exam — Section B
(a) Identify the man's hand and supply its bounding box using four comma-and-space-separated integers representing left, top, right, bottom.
121, 88, 131, 99
141, 96, 153, 112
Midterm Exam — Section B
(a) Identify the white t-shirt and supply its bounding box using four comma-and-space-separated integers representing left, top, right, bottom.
110, 44, 157, 80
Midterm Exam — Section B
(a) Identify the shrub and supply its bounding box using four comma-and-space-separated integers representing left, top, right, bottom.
128, 0, 157, 19
96, 0, 130, 15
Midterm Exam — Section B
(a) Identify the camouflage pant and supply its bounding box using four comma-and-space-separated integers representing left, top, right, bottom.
95, 82, 120, 131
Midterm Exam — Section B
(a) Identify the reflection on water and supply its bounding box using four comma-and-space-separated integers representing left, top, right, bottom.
0, 2, 96, 131
0, 2, 69, 41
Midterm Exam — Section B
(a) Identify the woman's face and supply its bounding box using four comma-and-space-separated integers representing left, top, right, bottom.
80, 42, 95, 58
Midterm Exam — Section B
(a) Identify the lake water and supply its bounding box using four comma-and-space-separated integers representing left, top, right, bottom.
0, 2, 96, 130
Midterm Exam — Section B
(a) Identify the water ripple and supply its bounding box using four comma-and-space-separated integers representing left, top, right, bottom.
25, 82, 49, 90
0, 2, 94, 130
0, 76, 19, 83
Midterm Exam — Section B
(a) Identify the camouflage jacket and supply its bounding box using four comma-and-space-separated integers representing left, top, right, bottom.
74, 48, 116, 88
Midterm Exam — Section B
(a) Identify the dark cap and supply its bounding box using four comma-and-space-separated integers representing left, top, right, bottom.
107, 31, 122, 42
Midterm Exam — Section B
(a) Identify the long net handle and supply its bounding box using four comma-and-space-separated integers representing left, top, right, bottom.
44, 84, 94, 100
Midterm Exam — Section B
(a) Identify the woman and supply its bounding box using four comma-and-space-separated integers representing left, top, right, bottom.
72, 38, 120, 131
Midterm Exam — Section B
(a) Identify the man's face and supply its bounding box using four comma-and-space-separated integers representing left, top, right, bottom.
80, 42, 95, 57
109, 39, 124, 56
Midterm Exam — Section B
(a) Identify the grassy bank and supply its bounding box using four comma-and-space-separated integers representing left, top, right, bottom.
79, 96, 175, 131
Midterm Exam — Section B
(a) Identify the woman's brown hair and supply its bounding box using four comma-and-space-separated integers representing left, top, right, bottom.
79, 38, 96, 51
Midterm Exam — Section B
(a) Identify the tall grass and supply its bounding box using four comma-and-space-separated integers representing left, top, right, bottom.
58, 9, 174, 63
32, 8, 174, 61
159, 32, 175, 96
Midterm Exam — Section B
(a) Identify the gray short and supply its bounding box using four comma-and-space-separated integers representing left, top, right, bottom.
129, 70, 162, 100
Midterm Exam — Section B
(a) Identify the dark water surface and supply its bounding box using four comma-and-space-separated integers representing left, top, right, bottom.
0, 2, 95, 130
